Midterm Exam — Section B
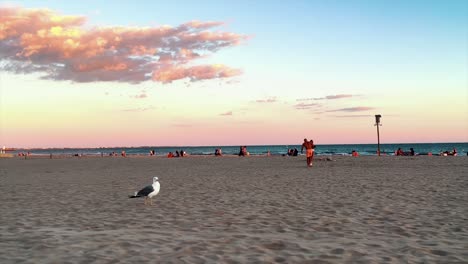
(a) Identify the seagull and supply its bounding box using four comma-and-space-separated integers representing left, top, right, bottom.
129, 177, 160, 205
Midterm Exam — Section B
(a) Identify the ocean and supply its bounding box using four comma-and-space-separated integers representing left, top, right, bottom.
8, 142, 467, 157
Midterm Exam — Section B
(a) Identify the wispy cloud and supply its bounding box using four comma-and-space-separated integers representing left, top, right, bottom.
130, 91, 147, 99
122, 106, 156, 112
297, 94, 355, 101
294, 103, 320, 110
0, 7, 247, 84
255, 97, 277, 103
333, 114, 372, 118
327, 107, 374, 112
220, 111, 233, 116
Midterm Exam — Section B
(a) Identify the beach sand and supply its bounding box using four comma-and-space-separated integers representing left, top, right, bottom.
1, 155, 467, 263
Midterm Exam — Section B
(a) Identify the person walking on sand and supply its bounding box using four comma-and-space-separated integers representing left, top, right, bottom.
301, 138, 315, 167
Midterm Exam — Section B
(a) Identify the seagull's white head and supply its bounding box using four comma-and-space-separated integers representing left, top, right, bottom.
153, 177, 159, 183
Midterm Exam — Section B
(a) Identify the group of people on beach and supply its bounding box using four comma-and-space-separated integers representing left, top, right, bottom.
393, 147, 459, 156
395, 147, 415, 156
167, 150, 186, 158
441, 148, 457, 156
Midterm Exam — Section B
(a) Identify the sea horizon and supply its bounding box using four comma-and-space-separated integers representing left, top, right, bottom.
6, 142, 467, 157
5, 141, 468, 150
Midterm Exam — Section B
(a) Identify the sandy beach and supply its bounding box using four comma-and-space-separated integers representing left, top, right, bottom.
0, 155, 467, 263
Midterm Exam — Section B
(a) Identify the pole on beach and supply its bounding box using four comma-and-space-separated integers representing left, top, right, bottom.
375, 115, 382, 156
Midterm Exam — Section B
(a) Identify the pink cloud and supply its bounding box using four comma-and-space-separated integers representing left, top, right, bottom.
220, 111, 233, 116
0, 7, 247, 84
294, 103, 320, 110
153, 65, 241, 83
327, 107, 374, 112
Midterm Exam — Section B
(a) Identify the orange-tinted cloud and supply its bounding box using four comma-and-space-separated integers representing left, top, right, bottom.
0, 7, 247, 83
153, 65, 241, 83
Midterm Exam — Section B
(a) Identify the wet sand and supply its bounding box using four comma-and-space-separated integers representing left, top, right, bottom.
1, 155, 467, 263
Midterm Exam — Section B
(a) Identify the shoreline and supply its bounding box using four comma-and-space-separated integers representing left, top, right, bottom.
3, 142, 466, 158
2, 152, 465, 159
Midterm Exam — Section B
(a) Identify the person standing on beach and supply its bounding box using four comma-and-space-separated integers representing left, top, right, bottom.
301, 138, 315, 167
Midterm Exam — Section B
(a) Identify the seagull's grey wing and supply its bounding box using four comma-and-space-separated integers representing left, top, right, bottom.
136, 185, 154, 197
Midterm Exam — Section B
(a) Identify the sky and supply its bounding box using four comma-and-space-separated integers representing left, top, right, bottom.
0, 0, 467, 148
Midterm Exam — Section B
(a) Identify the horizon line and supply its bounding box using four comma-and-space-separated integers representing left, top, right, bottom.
4, 141, 467, 150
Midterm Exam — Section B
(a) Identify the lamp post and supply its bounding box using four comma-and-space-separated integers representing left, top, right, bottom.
375, 115, 382, 156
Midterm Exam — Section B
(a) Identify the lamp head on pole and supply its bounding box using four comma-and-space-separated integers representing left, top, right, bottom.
375, 114, 382, 125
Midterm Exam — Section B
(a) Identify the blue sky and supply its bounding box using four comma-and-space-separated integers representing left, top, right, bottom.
1, 1, 467, 147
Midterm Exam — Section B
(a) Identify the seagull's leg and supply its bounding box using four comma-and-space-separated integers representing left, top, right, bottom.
144, 197, 147, 205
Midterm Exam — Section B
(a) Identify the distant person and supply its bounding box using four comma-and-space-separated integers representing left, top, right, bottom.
239, 146, 247, 156
121, 150, 126, 157
175, 151, 180, 157
396, 148, 404, 156
266, 150, 271, 156
180, 150, 185, 157
301, 138, 315, 167
167, 152, 174, 158
410, 148, 415, 156
293, 148, 298, 156
238, 146, 244, 156
452, 148, 457, 156
215, 148, 223, 156
352, 150, 359, 157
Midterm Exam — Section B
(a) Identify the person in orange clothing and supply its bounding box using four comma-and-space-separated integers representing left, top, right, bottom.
301, 138, 315, 167
352, 150, 359, 157
167, 152, 174, 158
